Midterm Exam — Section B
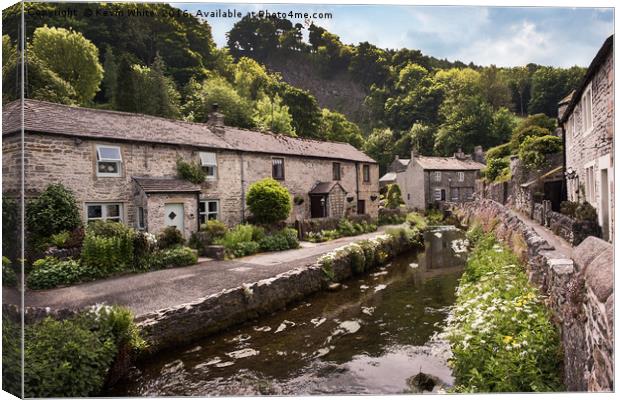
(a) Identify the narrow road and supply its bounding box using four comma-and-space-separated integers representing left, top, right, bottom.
514, 210, 574, 258
5, 228, 395, 317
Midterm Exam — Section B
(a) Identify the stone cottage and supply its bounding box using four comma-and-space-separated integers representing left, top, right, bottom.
2, 99, 379, 238
379, 148, 484, 210
560, 34, 614, 242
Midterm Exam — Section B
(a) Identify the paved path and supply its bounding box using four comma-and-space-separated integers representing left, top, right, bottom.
5, 229, 393, 317
514, 210, 574, 257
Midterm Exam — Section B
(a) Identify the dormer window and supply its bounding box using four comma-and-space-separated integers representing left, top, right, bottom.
199, 152, 217, 178
96, 145, 122, 177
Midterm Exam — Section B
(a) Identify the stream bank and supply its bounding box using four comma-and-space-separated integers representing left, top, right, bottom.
111, 226, 468, 396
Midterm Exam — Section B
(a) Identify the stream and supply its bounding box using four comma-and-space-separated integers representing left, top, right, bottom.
111, 226, 468, 396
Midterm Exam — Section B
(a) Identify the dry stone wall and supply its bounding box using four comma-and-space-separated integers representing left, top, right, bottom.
449, 199, 613, 391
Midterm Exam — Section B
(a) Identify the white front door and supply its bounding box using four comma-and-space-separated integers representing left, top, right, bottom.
164, 203, 184, 234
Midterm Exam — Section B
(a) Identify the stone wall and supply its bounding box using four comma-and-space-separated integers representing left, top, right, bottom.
135, 232, 416, 354
449, 199, 613, 391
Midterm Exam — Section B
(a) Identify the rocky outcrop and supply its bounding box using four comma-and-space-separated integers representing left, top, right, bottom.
449, 199, 613, 392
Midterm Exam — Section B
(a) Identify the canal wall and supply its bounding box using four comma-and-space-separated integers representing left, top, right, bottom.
135, 232, 419, 355
449, 199, 613, 392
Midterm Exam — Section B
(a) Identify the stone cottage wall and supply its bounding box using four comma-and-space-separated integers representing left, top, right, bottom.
564, 48, 614, 241
10, 132, 379, 233
449, 199, 613, 391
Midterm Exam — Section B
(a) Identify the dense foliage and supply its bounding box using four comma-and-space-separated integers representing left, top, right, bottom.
246, 178, 292, 224
214, 224, 299, 258
385, 184, 404, 209
25, 183, 82, 241
176, 158, 206, 184
21, 305, 145, 397
306, 218, 377, 243
445, 228, 563, 392
2, 256, 17, 287
518, 135, 562, 171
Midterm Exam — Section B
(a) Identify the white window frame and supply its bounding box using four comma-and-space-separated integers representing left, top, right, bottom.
199, 151, 218, 179
584, 161, 596, 204
434, 189, 442, 201
457, 171, 465, 182
199, 200, 220, 225
95, 145, 122, 177
86, 202, 124, 223
582, 83, 593, 136
434, 171, 442, 182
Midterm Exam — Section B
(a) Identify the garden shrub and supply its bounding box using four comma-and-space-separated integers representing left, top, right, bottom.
246, 178, 292, 224
406, 212, 428, 231
518, 135, 562, 170
133, 231, 157, 271
425, 209, 444, 225
445, 231, 563, 392
24, 305, 145, 397
258, 228, 299, 252
25, 183, 81, 240
560, 200, 598, 223
151, 246, 198, 269
2, 256, 17, 287
65, 226, 85, 249
81, 221, 135, 275
378, 209, 406, 225
214, 224, 266, 258
2, 196, 18, 259
2, 317, 21, 397
337, 218, 357, 236
485, 142, 512, 160
484, 157, 510, 182
200, 219, 228, 244
510, 125, 551, 151
157, 226, 185, 249
176, 158, 206, 184
49, 231, 71, 248
27, 257, 94, 289
385, 183, 404, 209
24, 317, 117, 398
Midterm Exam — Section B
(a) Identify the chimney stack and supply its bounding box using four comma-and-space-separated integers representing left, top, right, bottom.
473, 146, 485, 163
206, 103, 226, 137
454, 147, 466, 160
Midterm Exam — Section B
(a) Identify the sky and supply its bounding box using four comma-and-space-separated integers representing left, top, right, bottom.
173, 2, 613, 67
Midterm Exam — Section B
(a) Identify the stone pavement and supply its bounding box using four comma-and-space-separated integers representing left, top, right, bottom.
4, 228, 393, 317
514, 210, 574, 258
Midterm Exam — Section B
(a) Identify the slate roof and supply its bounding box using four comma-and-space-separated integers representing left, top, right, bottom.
559, 35, 613, 123
397, 159, 410, 167
309, 181, 347, 194
414, 156, 485, 171
133, 177, 202, 193
379, 172, 397, 182
3, 99, 376, 163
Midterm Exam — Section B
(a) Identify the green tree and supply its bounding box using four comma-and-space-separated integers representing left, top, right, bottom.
364, 127, 395, 171
479, 65, 512, 110
252, 94, 296, 136
434, 95, 494, 156
507, 66, 532, 115
394, 123, 436, 156
234, 57, 273, 100
510, 114, 555, 151
30, 26, 103, 104
318, 109, 365, 148
528, 66, 585, 117
276, 82, 322, 139
184, 76, 254, 127
246, 178, 292, 224
102, 46, 118, 107
348, 41, 389, 86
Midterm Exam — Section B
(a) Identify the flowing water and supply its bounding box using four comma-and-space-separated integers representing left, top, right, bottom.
112, 226, 468, 396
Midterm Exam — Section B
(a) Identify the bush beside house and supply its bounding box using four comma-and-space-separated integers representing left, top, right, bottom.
2, 305, 146, 397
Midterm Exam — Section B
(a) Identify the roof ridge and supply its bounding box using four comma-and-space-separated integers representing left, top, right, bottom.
228, 125, 357, 148
17, 98, 218, 131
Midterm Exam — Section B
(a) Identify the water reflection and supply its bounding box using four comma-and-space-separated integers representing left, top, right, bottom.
112, 226, 467, 396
